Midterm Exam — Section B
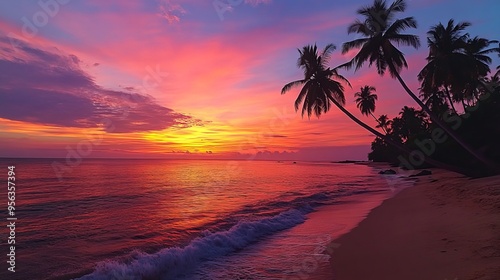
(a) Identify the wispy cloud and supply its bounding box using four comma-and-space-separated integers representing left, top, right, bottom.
157, 0, 186, 23
0, 35, 204, 133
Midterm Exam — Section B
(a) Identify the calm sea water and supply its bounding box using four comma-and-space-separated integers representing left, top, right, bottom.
0, 159, 410, 280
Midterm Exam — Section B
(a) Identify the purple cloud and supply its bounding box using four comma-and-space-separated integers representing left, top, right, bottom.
0, 35, 204, 133
0, 88, 95, 127
158, 0, 186, 23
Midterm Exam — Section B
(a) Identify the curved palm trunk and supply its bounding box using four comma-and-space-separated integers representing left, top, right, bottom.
387, 61, 500, 174
328, 98, 471, 175
370, 112, 388, 134
444, 87, 457, 114
461, 100, 467, 112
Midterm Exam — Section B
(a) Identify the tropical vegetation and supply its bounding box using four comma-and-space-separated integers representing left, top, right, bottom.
281, 0, 500, 176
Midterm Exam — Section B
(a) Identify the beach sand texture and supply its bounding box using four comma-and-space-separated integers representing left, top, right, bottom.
331, 169, 500, 280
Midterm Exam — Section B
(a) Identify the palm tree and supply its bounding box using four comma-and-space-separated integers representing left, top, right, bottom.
354, 85, 378, 119
484, 74, 500, 91
418, 19, 471, 113
376, 114, 391, 134
496, 42, 500, 77
461, 37, 500, 107
281, 43, 467, 174
280, 44, 348, 118
463, 37, 497, 79
421, 90, 449, 115
386, 107, 428, 148
354, 85, 390, 134
342, 0, 498, 172
398, 106, 428, 140
420, 21, 498, 110
342, 0, 420, 77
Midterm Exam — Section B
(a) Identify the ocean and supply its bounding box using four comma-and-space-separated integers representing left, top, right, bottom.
0, 158, 412, 280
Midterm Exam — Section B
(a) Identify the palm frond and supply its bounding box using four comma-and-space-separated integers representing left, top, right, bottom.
294, 81, 310, 111
281, 79, 305, 95
385, 17, 418, 36
390, 34, 420, 48
382, 43, 408, 77
347, 20, 373, 36
337, 59, 356, 71
330, 69, 352, 88
342, 38, 370, 54
320, 44, 336, 68
351, 41, 378, 71
452, 20, 471, 33
282, 44, 349, 119
325, 80, 346, 106
388, 0, 407, 12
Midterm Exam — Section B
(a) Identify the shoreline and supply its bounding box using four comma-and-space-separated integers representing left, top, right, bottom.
329, 169, 500, 279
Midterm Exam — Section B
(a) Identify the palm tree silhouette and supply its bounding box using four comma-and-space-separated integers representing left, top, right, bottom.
342, 0, 420, 75
342, 0, 498, 172
355, 86, 378, 118
484, 74, 500, 91
281, 44, 349, 117
421, 90, 450, 115
376, 114, 391, 134
354, 86, 389, 133
419, 21, 498, 111
418, 19, 470, 113
390, 106, 427, 142
281, 43, 466, 174
460, 37, 500, 107
496, 42, 500, 77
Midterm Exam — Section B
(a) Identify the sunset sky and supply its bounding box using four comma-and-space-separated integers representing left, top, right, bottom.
0, 0, 499, 161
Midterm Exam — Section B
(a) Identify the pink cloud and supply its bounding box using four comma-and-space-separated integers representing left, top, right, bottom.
158, 0, 187, 23
0, 1, 447, 159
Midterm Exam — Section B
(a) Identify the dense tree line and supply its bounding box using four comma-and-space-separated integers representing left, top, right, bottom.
281, 0, 500, 176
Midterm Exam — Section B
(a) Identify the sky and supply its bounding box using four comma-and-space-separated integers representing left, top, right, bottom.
0, 0, 499, 161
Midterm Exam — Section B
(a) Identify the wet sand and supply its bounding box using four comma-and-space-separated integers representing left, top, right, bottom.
329, 169, 500, 280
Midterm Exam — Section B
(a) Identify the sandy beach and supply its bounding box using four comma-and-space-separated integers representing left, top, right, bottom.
330, 169, 500, 280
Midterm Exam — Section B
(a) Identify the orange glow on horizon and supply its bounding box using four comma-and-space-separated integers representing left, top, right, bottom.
6, 1, 496, 160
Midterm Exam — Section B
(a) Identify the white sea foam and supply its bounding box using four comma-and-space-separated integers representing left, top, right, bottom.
77, 208, 308, 280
